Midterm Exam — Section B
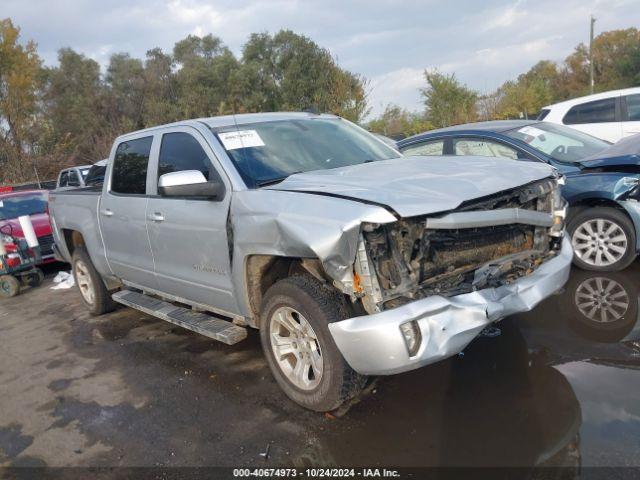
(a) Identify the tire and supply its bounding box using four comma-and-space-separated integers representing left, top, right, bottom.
260, 275, 367, 411
26, 268, 44, 288
567, 207, 637, 272
0, 275, 20, 298
71, 247, 116, 315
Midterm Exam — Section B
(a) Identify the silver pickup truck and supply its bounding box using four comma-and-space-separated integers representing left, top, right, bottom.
49, 112, 573, 411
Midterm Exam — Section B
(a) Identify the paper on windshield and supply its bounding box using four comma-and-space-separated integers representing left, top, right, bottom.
0, 201, 3, 208
518, 126, 547, 138
218, 130, 265, 150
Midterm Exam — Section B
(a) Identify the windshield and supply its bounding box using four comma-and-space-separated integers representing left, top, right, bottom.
505, 122, 610, 163
211, 117, 401, 187
0, 193, 47, 221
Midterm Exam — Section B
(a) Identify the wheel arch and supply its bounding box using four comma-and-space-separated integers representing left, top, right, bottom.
243, 255, 334, 328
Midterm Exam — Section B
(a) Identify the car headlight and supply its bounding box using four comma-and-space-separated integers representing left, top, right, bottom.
1, 234, 14, 245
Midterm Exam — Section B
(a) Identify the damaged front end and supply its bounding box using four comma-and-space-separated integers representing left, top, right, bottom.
355, 178, 567, 314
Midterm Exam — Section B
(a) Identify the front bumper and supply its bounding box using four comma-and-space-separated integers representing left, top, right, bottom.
329, 236, 573, 375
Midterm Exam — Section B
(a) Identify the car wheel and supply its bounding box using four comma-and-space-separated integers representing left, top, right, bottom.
25, 268, 44, 288
0, 275, 20, 298
260, 275, 367, 411
72, 247, 116, 315
568, 207, 637, 271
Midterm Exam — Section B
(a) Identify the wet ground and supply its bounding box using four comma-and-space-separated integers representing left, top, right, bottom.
1, 262, 640, 469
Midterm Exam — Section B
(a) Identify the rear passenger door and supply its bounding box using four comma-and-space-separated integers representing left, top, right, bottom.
452, 137, 522, 160
622, 93, 640, 138
145, 127, 237, 315
100, 135, 159, 289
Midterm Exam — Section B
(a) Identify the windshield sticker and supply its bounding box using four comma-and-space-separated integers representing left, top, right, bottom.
218, 130, 265, 150
0, 201, 3, 208
518, 126, 547, 138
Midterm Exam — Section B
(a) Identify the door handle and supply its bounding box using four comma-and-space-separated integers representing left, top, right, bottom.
148, 212, 165, 222
100, 209, 113, 217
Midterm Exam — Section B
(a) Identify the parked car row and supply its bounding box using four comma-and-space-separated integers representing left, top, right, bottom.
398, 120, 640, 272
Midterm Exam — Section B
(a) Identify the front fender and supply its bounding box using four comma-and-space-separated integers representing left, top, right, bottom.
229, 190, 396, 317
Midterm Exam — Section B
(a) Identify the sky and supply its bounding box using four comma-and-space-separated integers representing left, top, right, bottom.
4, 0, 640, 117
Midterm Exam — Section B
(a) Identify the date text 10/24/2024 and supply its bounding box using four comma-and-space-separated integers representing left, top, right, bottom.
233, 468, 401, 478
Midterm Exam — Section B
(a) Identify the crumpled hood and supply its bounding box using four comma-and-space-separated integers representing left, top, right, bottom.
268, 156, 556, 218
579, 134, 640, 170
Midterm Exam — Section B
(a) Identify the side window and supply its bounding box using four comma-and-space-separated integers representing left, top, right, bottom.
563, 98, 616, 124
111, 136, 153, 195
59, 172, 69, 187
624, 94, 640, 121
158, 132, 213, 181
402, 140, 444, 156
68, 170, 80, 187
453, 138, 519, 160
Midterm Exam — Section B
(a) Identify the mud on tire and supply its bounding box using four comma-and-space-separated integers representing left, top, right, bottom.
71, 246, 116, 315
260, 275, 367, 411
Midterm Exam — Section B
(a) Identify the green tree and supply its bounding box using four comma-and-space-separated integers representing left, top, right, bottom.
105, 52, 145, 130
142, 47, 180, 127
238, 30, 369, 121
172, 34, 240, 118
41, 48, 105, 161
421, 70, 477, 128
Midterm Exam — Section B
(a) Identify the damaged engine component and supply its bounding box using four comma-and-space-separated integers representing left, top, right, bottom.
360, 179, 564, 311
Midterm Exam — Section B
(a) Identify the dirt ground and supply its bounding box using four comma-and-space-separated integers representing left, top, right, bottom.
1, 263, 640, 469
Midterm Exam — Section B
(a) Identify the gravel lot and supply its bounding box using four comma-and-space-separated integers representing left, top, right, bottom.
1, 263, 640, 468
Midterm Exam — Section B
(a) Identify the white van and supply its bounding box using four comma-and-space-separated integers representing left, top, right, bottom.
539, 87, 640, 143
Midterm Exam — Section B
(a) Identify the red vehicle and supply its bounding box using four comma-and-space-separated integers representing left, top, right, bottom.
0, 189, 56, 265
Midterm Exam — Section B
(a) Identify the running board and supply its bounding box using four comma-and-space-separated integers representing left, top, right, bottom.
112, 290, 247, 345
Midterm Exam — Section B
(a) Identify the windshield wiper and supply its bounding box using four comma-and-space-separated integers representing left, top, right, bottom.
255, 171, 303, 188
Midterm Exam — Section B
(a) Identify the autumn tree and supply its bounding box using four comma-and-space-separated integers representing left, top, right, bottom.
0, 18, 41, 183
367, 104, 431, 139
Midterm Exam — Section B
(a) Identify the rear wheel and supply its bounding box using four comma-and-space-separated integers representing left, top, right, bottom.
568, 207, 637, 271
23, 268, 44, 288
260, 275, 367, 411
72, 247, 116, 315
0, 275, 20, 298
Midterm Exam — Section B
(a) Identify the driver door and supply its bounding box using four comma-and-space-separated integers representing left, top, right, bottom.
145, 126, 237, 315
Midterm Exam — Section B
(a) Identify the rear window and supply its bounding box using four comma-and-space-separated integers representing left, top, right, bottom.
625, 94, 640, 121
111, 137, 153, 195
0, 193, 47, 221
537, 109, 550, 121
402, 140, 444, 156
563, 98, 616, 124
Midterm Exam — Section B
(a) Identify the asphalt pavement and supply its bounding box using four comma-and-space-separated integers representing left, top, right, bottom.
1, 263, 639, 469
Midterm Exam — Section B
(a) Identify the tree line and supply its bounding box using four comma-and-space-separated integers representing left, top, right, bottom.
0, 18, 367, 184
369, 28, 640, 138
2, 17, 639, 185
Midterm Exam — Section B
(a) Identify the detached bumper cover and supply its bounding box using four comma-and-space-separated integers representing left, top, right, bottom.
329, 236, 573, 375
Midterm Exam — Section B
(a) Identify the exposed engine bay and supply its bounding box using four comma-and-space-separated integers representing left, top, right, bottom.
356, 178, 565, 312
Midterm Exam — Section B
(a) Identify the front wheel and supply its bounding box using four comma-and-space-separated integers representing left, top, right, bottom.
260, 275, 367, 411
568, 207, 637, 272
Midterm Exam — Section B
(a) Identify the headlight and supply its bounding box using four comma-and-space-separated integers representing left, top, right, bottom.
1, 234, 14, 245
400, 321, 422, 357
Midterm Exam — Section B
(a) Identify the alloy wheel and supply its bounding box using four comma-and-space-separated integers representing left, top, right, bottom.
269, 306, 323, 390
571, 218, 628, 267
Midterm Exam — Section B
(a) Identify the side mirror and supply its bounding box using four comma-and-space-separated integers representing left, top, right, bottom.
158, 170, 224, 199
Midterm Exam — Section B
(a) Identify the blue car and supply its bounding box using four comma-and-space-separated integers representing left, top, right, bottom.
398, 121, 640, 272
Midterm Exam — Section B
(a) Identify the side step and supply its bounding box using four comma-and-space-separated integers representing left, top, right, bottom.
112, 290, 247, 345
